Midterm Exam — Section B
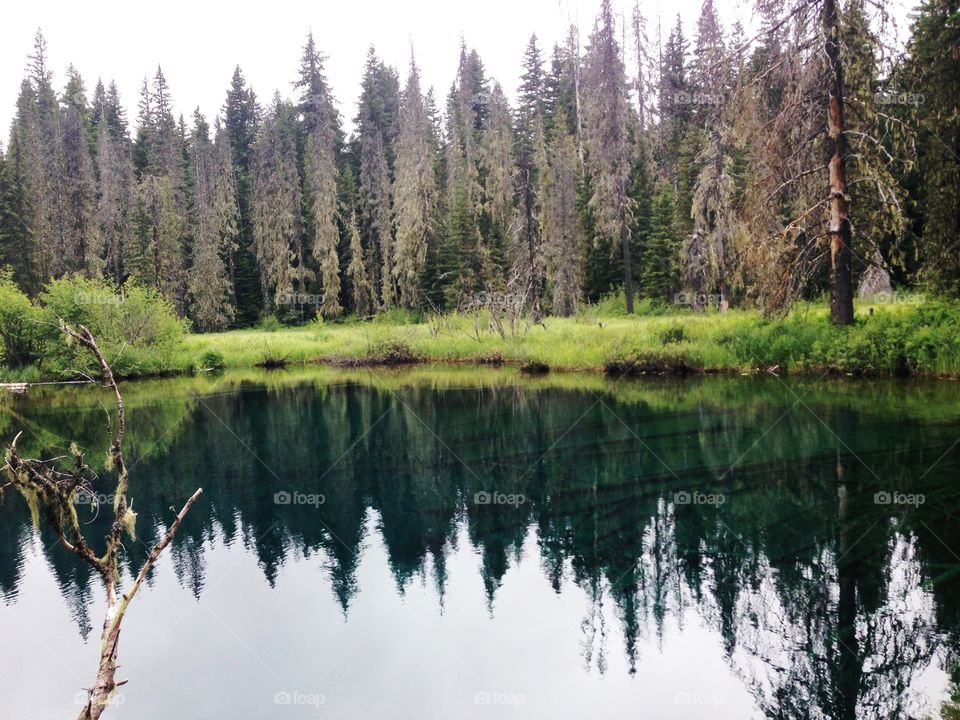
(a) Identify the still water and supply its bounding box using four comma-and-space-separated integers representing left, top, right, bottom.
1, 367, 958, 719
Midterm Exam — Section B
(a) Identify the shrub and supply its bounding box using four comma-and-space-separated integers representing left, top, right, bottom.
0, 270, 45, 367
197, 349, 226, 372
38, 277, 186, 377
256, 314, 283, 332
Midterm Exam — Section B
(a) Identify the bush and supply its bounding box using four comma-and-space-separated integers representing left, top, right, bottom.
196, 349, 226, 372
0, 270, 45, 367
39, 277, 186, 378
256, 314, 283, 332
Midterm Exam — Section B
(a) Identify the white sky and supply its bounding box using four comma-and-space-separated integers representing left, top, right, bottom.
1, 0, 912, 142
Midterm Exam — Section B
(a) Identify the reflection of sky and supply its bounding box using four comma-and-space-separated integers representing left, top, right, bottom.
2, 513, 765, 719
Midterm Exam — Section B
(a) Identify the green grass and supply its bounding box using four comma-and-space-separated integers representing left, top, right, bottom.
166, 299, 960, 379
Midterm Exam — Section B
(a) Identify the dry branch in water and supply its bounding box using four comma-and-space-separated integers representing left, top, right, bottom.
2, 323, 202, 720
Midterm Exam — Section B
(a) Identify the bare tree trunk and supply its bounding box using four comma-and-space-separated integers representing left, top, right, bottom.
4, 324, 202, 720
824, 0, 855, 325
77, 486, 202, 720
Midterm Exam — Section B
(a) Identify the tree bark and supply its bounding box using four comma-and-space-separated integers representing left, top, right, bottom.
824, 0, 855, 325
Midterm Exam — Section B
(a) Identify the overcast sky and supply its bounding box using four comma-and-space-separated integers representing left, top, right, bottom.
1, 0, 911, 142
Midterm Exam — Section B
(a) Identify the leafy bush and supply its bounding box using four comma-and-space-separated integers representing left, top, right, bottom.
0, 270, 45, 367
256, 314, 283, 332
38, 277, 186, 378
196, 349, 226, 372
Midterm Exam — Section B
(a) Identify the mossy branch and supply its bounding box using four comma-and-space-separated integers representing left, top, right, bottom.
2, 323, 202, 720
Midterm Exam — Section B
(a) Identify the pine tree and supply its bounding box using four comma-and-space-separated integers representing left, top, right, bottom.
478, 83, 514, 285
444, 44, 490, 303
186, 114, 237, 331
905, 0, 960, 296
583, 0, 636, 312
222, 66, 261, 324
60, 67, 99, 276
511, 35, 546, 319
346, 208, 375, 316
129, 69, 187, 310
393, 52, 437, 309
356, 47, 400, 309
541, 110, 582, 315
252, 95, 311, 312
686, 0, 733, 308
296, 33, 342, 318
642, 185, 680, 300
92, 81, 135, 285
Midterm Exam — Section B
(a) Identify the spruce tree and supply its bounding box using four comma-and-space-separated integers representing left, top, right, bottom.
296, 33, 342, 318
356, 47, 400, 309
583, 0, 636, 312
60, 67, 99, 276
393, 52, 437, 309
222, 67, 261, 324
252, 95, 311, 313
186, 114, 237, 331
346, 208, 375, 316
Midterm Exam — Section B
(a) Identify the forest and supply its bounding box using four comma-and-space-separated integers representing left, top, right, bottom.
0, 0, 957, 335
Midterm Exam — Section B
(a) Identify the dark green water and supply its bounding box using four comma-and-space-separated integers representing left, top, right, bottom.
1, 368, 959, 719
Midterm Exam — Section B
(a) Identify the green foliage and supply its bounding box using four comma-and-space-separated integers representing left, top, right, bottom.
0, 269, 45, 367
38, 277, 186, 377
197, 349, 226, 372
256, 314, 283, 332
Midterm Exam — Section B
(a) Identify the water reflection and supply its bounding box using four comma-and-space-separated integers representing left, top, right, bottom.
1, 369, 958, 718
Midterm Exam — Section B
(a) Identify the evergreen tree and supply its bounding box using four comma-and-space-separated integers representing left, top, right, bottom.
642, 185, 680, 300
356, 47, 400, 309
222, 66, 261, 324
60, 67, 99, 276
346, 207, 375, 316
902, 0, 957, 293
296, 33, 342, 318
187, 114, 237, 331
252, 95, 311, 312
541, 110, 583, 315
478, 83, 514, 286
92, 81, 135, 286
511, 35, 546, 319
393, 52, 437, 309
583, 0, 636, 312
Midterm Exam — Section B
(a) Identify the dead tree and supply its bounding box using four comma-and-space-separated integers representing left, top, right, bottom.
2, 324, 202, 720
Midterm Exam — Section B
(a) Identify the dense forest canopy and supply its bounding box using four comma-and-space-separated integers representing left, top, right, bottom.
0, 0, 956, 331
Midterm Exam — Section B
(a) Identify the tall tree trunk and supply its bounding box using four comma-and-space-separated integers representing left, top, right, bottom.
824, 0, 855, 325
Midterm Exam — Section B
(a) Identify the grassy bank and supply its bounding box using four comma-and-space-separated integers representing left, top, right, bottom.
4, 297, 959, 382
167, 300, 960, 379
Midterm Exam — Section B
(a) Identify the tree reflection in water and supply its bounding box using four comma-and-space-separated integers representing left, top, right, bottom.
1, 369, 958, 718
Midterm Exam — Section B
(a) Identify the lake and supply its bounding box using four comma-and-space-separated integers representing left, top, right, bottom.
1, 367, 958, 719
